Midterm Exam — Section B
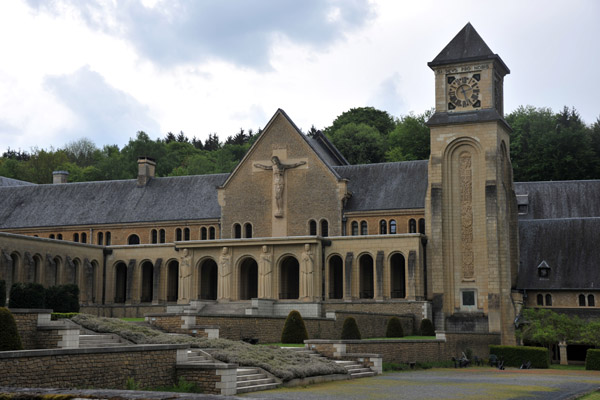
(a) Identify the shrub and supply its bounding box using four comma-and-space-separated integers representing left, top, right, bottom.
45, 284, 80, 313
0, 280, 5, 307
385, 317, 404, 338
586, 349, 600, 370
9, 282, 45, 309
420, 318, 435, 336
281, 310, 308, 344
489, 345, 549, 368
341, 317, 361, 340
0, 307, 23, 351
51, 312, 80, 321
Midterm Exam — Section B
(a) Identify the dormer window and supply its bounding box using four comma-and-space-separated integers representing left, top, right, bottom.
537, 260, 550, 279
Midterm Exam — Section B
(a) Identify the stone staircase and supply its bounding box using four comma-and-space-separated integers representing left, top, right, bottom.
236, 367, 280, 394
184, 348, 214, 364
78, 333, 129, 348
281, 346, 376, 379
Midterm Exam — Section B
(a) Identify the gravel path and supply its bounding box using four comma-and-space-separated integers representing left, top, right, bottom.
242, 368, 600, 400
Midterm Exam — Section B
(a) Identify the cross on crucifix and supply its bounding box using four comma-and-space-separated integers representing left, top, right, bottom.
254, 156, 306, 218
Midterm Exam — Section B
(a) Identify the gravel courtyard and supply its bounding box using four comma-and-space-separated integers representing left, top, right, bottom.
243, 368, 600, 400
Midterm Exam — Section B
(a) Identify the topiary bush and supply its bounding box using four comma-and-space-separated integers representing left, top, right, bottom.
0, 307, 23, 351
420, 318, 435, 336
385, 317, 404, 338
489, 345, 549, 368
9, 282, 46, 309
281, 310, 309, 344
0, 280, 6, 307
341, 317, 361, 340
586, 349, 600, 370
45, 284, 80, 313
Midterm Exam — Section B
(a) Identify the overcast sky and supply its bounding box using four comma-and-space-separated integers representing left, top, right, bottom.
0, 0, 598, 154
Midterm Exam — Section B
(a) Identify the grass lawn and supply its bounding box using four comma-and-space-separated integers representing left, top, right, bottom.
578, 391, 600, 399
550, 364, 586, 371
120, 317, 145, 322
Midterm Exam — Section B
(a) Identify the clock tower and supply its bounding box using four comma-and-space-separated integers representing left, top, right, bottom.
425, 23, 519, 344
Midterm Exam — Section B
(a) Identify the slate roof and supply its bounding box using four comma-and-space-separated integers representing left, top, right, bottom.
517, 217, 600, 290
428, 22, 509, 74
333, 160, 428, 212
305, 131, 348, 167
0, 174, 227, 229
0, 176, 35, 187
514, 180, 600, 219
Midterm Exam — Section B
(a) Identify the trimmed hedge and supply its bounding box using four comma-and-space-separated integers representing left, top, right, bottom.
45, 284, 80, 313
281, 310, 308, 344
341, 317, 361, 340
385, 317, 404, 338
489, 345, 549, 368
420, 318, 435, 336
586, 349, 600, 370
0, 307, 23, 351
9, 282, 46, 309
0, 280, 5, 307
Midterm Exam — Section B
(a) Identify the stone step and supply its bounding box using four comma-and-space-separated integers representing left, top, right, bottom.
236, 382, 280, 394
348, 367, 372, 374
237, 373, 267, 382
237, 378, 275, 388
350, 371, 376, 378
334, 360, 356, 366
237, 368, 260, 376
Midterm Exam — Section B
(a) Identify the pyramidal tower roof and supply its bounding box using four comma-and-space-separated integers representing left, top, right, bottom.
428, 23, 509, 74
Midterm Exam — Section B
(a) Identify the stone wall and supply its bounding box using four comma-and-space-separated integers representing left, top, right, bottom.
82, 304, 167, 318
306, 332, 501, 364
148, 311, 414, 342
11, 310, 40, 349
0, 345, 186, 389
176, 365, 237, 396
11, 309, 79, 349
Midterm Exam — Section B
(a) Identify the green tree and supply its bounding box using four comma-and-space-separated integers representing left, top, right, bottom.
281, 310, 309, 344
507, 106, 596, 181
324, 107, 396, 137
386, 109, 433, 162
328, 122, 385, 164
0, 307, 23, 351
63, 138, 101, 167
518, 308, 583, 347
340, 317, 361, 340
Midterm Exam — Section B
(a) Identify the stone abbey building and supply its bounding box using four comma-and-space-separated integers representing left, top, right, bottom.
1, 24, 598, 346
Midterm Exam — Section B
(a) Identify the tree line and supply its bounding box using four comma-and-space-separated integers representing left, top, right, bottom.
1, 105, 599, 184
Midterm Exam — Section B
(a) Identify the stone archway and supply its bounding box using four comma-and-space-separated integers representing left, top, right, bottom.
114, 262, 127, 303
140, 261, 154, 303
390, 253, 406, 298
328, 255, 343, 299
239, 258, 258, 300
359, 254, 374, 299
166, 260, 179, 302
279, 256, 299, 299
199, 259, 218, 300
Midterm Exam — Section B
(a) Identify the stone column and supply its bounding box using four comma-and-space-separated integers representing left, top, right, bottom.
559, 340, 568, 365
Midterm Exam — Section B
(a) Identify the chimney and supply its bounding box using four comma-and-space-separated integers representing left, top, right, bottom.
137, 157, 156, 187
52, 170, 69, 184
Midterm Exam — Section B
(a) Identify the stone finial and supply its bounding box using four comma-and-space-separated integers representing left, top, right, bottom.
52, 171, 69, 184
137, 157, 156, 187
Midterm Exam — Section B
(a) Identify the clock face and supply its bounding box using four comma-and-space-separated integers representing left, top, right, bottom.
447, 74, 481, 110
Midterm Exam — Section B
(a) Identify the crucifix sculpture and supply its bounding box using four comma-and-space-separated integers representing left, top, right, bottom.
254, 156, 306, 218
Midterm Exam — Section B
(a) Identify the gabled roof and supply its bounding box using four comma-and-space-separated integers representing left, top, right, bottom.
333, 160, 428, 212
219, 109, 344, 188
428, 22, 509, 74
515, 180, 600, 220
0, 174, 227, 229
517, 217, 600, 290
0, 176, 35, 187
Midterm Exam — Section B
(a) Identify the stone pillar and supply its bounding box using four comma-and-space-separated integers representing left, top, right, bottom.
344, 252, 353, 300
375, 251, 384, 300
559, 341, 568, 365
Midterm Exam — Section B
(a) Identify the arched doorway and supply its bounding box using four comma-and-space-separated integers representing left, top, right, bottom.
199, 259, 218, 300
279, 256, 299, 299
239, 258, 258, 300
390, 253, 406, 298
328, 255, 343, 299
10, 253, 19, 285
90, 261, 98, 303
166, 260, 179, 302
359, 254, 374, 299
114, 262, 127, 303
33, 254, 43, 284
140, 261, 154, 303
45, 257, 58, 286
